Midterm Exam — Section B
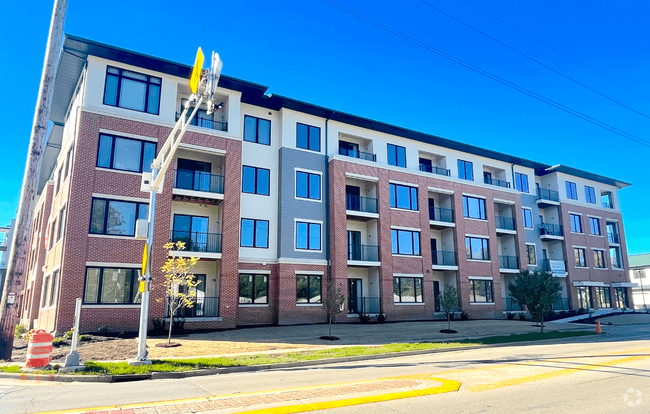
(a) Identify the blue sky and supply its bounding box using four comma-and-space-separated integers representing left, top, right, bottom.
1, 0, 649, 253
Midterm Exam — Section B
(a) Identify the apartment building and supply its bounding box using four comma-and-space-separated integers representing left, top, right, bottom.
628, 253, 649, 310
16, 35, 633, 334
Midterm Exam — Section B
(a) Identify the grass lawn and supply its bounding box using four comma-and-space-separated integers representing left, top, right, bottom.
0, 366, 20, 373
463, 330, 596, 345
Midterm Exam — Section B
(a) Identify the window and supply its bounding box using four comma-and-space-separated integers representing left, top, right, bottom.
601, 192, 614, 209
589, 217, 601, 235
391, 230, 421, 256
570, 214, 582, 233
41, 275, 50, 308
83, 267, 141, 304
48, 220, 56, 249
389, 183, 418, 210
458, 160, 473, 181
296, 171, 321, 200
609, 247, 622, 269
239, 274, 268, 304
49, 270, 60, 307
241, 219, 269, 248
585, 186, 596, 204
526, 245, 537, 265
57, 206, 66, 241
96, 134, 156, 173
574, 248, 587, 267
465, 237, 490, 260
387, 144, 406, 167
103, 66, 161, 114
90, 198, 149, 236
522, 208, 533, 229
55, 168, 62, 194
296, 123, 320, 152
462, 196, 486, 220
296, 275, 321, 303
515, 173, 529, 193
596, 287, 611, 308
593, 250, 606, 268
615, 287, 629, 308
244, 115, 271, 145
577, 286, 591, 309
633, 269, 646, 280
393, 277, 423, 303
65, 145, 74, 179
469, 279, 493, 303
565, 181, 578, 200
242, 166, 270, 195
296, 221, 321, 250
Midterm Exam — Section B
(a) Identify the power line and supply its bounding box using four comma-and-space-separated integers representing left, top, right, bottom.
321, 0, 650, 148
460, 0, 650, 104
418, 0, 650, 121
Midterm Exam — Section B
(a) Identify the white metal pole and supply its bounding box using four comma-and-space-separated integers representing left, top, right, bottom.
62, 297, 82, 370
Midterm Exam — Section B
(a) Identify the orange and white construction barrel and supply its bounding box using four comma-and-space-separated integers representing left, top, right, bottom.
25, 330, 53, 368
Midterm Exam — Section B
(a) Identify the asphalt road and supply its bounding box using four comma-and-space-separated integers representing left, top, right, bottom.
2, 324, 650, 413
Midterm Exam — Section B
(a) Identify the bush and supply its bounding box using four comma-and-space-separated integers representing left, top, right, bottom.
149, 316, 166, 335
377, 314, 387, 323
518, 314, 527, 321
79, 335, 92, 342
14, 324, 28, 339
506, 313, 515, 320
52, 338, 66, 347
64, 329, 74, 339
24, 329, 36, 341
460, 311, 469, 321
97, 326, 110, 335
358, 314, 371, 324
577, 308, 587, 315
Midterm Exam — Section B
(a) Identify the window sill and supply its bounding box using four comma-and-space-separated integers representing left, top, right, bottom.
589, 234, 604, 238
574, 266, 589, 269
296, 303, 323, 307
392, 254, 423, 258
238, 304, 269, 308
464, 217, 488, 223
394, 302, 425, 306
467, 259, 491, 263
612, 267, 625, 271
95, 167, 143, 176
593, 267, 608, 271
82, 304, 141, 308
570, 231, 584, 235
390, 207, 419, 213
295, 196, 322, 203
88, 234, 137, 240
470, 302, 495, 306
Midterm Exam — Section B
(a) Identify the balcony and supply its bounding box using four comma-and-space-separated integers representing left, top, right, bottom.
539, 259, 567, 276
536, 188, 560, 208
419, 164, 450, 177
348, 244, 380, 266
339, 147, 376, 162
346, 194, 378, 220
539, 223, 563, 240
173, 169, 224, 204
495, 216, 516, 233
169, 230, 222, 258
349, 296, 381, 315
499, 255, 519, 272
503, 297, 524, 312
602, 201, 614, 209
429, 207, 455, 229
432, 250, 457, 270
166, 296, 219, 318
176, 112, 227, 132
484, 178, 511, 189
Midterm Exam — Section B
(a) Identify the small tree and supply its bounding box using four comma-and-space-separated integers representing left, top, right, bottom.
439, 285, 459, 332
508, 270, 562, 333
324, 280, 345, 340
160, 242, 200, 344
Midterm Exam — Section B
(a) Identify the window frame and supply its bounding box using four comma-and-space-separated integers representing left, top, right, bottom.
64, 145, 74, 180
585, 186, 596, 204
589, 217, 601, 235
82, 266, 141, 305
243, 115, 271, 145
463, 196, 487, 220
240, 218, 270, 248
465, 236, 490, 261
391, 229, 421, 256
296, 123, 321, 152
393, 277, 424, 303
565, 181, 578, 200
570, 213, 583, 233
593, 249, 606, 268
389, 183, 418, 211
89, 197, 149, 237
522, 208, 533, 229
96, 133, 157, 174
295, 221, 322, 251
103, 66, 161, 115
469, 279, 494, 303
458, 159, 474, 181
239, 274, 269, 304
526, 244, 537, 265
41, 275, 50, 308
296, 274, 322, 304
57, 205, 66, 241
387, 144, 407, 168
295, 170, 322, 201
242, 165, 271, 196
49, 269, 60, 307
574, 247, 587, 267
515, 173, 529, 193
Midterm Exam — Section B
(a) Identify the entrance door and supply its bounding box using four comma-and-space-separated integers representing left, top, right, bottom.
347, 230, 361, 261
483, 172, 492, 185
173, 214, 210, 251
176, 159, 212, 192
430, 239, 438, 265
348, 279, 363, 314
433, 281, 441, 312
346, 185, 361, 211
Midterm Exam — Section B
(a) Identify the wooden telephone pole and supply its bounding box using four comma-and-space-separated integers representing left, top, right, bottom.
0, 0, 67, 361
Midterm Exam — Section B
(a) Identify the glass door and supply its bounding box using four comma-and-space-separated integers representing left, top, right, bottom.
176, 158, 212, 192
346, 185, 360, 211
348, 231, 361, 261
173, 214, 209, 251
348, 278, 362, 314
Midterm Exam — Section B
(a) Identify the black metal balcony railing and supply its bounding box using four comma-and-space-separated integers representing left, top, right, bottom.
503, 297, 523, 311
166, 296, 219, 317
499, 255, 519, 269
348, 244, 380, 262
484, 177, 511, 188
540, 259, 551, 272
495, 216, 515, 231
346, 194, 378, 214
338, 147, 376, 162
174, 169, 225, 194
539, 223, 563, 237
419, 164, 451, 177
552, 297, 570, 311
431, 250, 456, 266
429, 207, 454, 223
602, 201, 614, 209
536, 188, 560, 202
169, 230, 222, 253
608, 233, 620, 244
175, 112, 227, 132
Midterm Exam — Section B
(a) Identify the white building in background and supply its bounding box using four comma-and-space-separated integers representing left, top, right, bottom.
629, 253, 650, 310
0, 218, 16, 296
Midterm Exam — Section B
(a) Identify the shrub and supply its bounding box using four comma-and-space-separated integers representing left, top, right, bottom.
14, 324, 28, 339
377, 314, 387, 323
149, 316, 166, 335
577, 308, 586, 315
506, 313, 515, 320
358, 314, 371, 324
24, 329, 36, 341
518, 314, 527, 321
460, 311, 469, 321
97, 326, 110, 335
79, 335, 92, 342
52, 338, 66, 347
64, 329, 74, 339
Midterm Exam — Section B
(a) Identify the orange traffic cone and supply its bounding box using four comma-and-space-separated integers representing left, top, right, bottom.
596, 320, 602, 334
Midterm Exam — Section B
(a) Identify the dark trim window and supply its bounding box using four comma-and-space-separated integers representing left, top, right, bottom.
597, 287, 611, 308
96, 134, 156, 173
296, 275, 322, 303
393, 277, 423, 303
577, 286, 591, 309
593, 250, 606, 268
609, 247, 622, 269
466, 236, 490, 260
458, 160, 473, 181
242, 166, 270, 195
90, 198, 149, 236
522, 208, 533, 229
566, 181, 578, 200
615, 287, 629, 308
589, 217, 601, 235
241, 219, 269, 248
391, 229, 421, 256
48, 219, 56, 249
463, 196, 486, 220
41, 275, 50, 308
570, 214, 583, 233
526, 244, 537, 265
103, 66, 161, 115
296, 221, 321, 250
469, 279, 493, 303
239, 274, 268, 304
49, 270, 60, 307
57, 206, 66, 241
585, 186, 596, 204
515, 173, 529, 193
244, 115, 271, 145
296, 123, 321, 152
65, 145, 74, 179
387, 144, 406, 167
55, 168, 62, 194
389, 183, 418, 210
574, 247, 587, 267
83, 267, 141, 304
296, 171, 321, 200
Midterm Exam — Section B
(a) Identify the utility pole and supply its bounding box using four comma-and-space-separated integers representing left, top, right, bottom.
0, 0, 67, 361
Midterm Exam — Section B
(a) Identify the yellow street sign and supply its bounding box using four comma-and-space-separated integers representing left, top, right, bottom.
140, 243, 148, 293
189, 47, 204, 94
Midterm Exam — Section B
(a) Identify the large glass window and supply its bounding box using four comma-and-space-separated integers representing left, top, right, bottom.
96, 134, 156, 173
577, 286, 591, 309
469, 279, 493, 303
526, 244, 537, 265
465, 236, 490, 260
574, 247, 587, 267
593, 250, 606, 268
391, 230, 421, 256
244, 115, 271, 145
515, 173, 529, 193
566, 181, 578, 200
241, 219, 269, 248
296, 222, 321, 250
89, 198, 148, 236
570, 214, 583, 233
389, 183, 418, 210
387, 144, 406, 167
49, 270, 60, 307
597, 287, 612, 308
41, 275, 50, 308
615, 287, 629, 308
393, 277, 423, 303
242, 166, 270, 195
296, 171, 321, 200
296, 275, 322, 303
585, 186, 596, 204
458, 160, 473, 181
103, 66, 161, 114
589, 217, 601, 235
522, 208, 533, 228
83, 267, 141, 304
606, 222, 619, 244
57, 206, 66, 241
462, 196, 486, 220
65, 145, 74, 179
239, 274, 268, 304
296, 123, 321, 152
